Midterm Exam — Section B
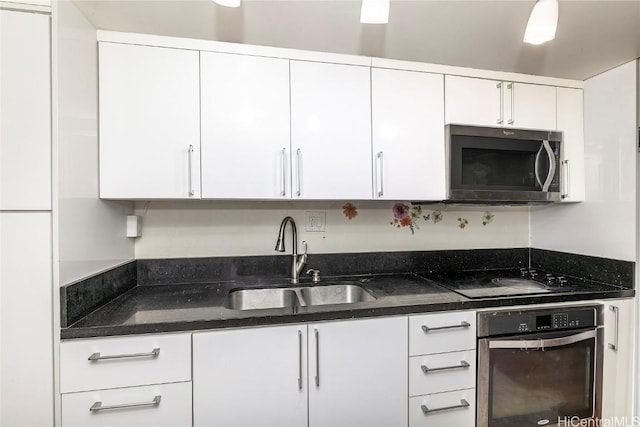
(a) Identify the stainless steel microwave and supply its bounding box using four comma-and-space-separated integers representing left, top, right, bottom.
446, 124, 563, 203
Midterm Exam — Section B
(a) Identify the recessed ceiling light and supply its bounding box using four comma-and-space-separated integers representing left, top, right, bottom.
360, 0, 390, 24
213, 0, 241, 8
524, 0, 559, 45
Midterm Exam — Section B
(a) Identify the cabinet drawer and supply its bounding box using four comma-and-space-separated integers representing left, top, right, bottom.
409, 311, 476, 356
61, 381, 192, 426
60, 333, 191, 393
409, 389, 476, 427
409, 350, 476, 396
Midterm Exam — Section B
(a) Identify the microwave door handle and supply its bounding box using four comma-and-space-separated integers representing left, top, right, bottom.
541, 140, 556, 192
534, 144, 544, 189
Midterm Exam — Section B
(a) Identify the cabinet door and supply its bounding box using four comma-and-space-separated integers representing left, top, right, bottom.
557, 87, 585, 202
201, 53, 291, 199
308, 317, 408, 427
193, 324, 307, 427
98, 42, 200, 199
1, 213, 53, 427
372, 68, 446, 200
445, 75, 502, 126
601, 299, 635, 421
0, 11, 51, 210
508, 82, 556, 129
290, 61, 372, 199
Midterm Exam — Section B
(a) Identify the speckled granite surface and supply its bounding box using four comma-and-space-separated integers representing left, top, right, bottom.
60, 248, 635, 339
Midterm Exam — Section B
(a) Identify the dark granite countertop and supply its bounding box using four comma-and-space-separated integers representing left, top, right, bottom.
61, 271, 634, 339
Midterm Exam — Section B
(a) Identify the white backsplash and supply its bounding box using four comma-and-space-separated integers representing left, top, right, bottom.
133, 201, 529, 259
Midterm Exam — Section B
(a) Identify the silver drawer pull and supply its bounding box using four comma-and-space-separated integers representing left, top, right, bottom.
421, 399, 470, 415
90, 395, 161, 412
421, 360, 470, 374
88, 348, 160, 361
421, 321, 470, 333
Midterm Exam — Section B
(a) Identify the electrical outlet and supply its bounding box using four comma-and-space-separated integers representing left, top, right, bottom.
305, 211, 326, 232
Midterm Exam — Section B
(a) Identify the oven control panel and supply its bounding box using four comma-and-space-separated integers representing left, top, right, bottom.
479, 306, 601, 337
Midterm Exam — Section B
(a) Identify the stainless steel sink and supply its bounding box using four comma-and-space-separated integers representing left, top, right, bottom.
300, 284, 376, 306
225, 283, 376, 310
225, 288, 300, 310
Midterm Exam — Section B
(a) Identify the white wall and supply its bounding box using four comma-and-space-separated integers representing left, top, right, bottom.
530, 60, 637, 261
134, 201, 529, 259
54, 1, 134, 285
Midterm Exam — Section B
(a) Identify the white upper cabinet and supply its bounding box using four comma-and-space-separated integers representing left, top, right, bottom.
200, 52, 291, 199
371, 68, 446, 201
557, 87, 585, 202
445, 75, 556, 130
0, 11, 51, 210
99, 42, 201, 199
290, 61, 372, 200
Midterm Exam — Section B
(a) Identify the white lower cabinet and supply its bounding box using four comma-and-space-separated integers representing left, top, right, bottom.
308, 317, 408, 427
600, 298, 635, 422
409, 389, 476, 427
61, 382, 192, 427
193, 316, 408, 427
60, 332, 192, 427
193, 324, 308, 427
408, 311, 477, 427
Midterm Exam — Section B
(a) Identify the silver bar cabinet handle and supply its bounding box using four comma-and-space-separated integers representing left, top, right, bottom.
609, 305, 619, 351
296, 148, 302, 197
314, 328, 320, 387
421, 399, 470, 415
421, 321, 470, 333
90, 395, 161, 412
88, 348, 160, 361
561, 159, 570, 199
281, 148, 287, 197
421, 360, 470, 374
507, 82, 514, 124
496, 82, 503, 124
376, 151, 384, 197
298, 330, 303, 389
188, 145, 195, 196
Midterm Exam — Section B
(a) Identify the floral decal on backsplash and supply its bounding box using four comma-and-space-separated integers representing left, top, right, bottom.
342, 202, 358, 220
457, 217, 469, 229
482, 211, 495, 226
390, 204, 444, 235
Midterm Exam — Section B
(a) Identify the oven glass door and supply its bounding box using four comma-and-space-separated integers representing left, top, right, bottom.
450, 135, 560, 192
481, 329, 597, 427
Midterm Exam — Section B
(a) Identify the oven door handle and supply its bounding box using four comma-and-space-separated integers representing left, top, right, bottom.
489, 329, 597, 350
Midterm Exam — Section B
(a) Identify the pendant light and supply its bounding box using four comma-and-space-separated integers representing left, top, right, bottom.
523, 0, 559, 45
360, 0, 390, 24
213, 0, 241, 7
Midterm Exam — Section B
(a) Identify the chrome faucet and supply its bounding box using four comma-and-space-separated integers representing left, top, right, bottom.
274, 216, 308, 284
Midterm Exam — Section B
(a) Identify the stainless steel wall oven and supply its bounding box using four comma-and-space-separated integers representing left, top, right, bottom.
477, 305, 604, 427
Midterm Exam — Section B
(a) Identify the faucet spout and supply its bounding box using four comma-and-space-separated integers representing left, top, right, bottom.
274, 216, 307, 284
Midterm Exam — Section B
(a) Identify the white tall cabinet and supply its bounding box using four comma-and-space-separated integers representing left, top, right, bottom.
200, 52, 291, 199
557, 87, 586, 202
0, 8, 53, 427
98, 42, 201, 199
371, 68, 445, 200
290, 60, 372, 200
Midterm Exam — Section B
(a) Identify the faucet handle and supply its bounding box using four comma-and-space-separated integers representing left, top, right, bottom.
306, 269, 320, 283
301, 240, 308, 255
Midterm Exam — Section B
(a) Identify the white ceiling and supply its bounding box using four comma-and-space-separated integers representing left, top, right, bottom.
73, 0, 640, 81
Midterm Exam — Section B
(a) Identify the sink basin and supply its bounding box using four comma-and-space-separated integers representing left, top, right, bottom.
300, 284, 376, 306
226, 288, 299, 310
225, 283, 377, 310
